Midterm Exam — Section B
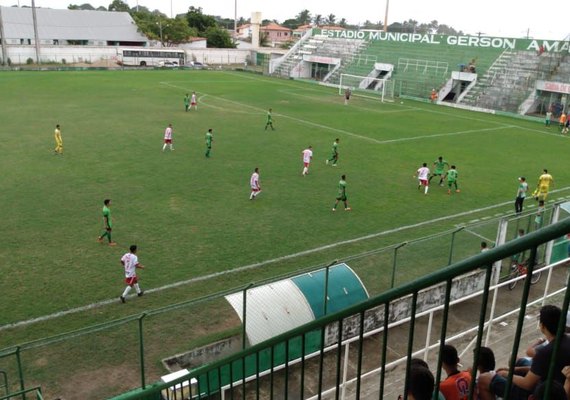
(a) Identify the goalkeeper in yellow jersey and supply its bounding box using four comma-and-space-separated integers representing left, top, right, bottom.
535, 169, 554, 201
54, 124, 63, 155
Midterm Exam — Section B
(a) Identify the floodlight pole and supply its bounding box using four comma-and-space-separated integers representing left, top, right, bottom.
383, 0, 389, 32
234, 0, 237, 39
31, 0, 41, 64
0, 6, 8, 65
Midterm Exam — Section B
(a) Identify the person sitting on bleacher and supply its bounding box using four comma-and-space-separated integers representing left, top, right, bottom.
478, 305, 570, 399
474, 347, 496, 400
439, 344, 472, 400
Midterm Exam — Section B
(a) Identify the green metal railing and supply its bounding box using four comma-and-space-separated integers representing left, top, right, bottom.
112, 218, 570, 400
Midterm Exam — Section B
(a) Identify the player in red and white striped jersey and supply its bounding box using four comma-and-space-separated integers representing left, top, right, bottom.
302, 146, 313, 176
415, 163, 431, 195
119, 245, 145, 303
162, 123, 174, 151
250, 167, 261, 200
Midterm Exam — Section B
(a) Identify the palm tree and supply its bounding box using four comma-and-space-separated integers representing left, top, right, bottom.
313, 14, 322, 26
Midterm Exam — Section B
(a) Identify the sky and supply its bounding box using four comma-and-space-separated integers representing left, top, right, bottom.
1, 0, 569, 40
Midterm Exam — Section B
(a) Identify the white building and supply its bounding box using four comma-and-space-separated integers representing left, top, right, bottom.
0, 6, 148, 47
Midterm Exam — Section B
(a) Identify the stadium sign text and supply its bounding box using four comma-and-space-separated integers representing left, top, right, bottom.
320, 29, 569, 52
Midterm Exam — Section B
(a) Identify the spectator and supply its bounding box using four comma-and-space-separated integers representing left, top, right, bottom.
398, 360, 444, 400
480, 241, 489, 252
439, 344, 472, 400
530, 380, 566, 400
408, 366, 435, 400
562, 365, 570, 399
480, 305, 570, 399
475, 347, 496, 400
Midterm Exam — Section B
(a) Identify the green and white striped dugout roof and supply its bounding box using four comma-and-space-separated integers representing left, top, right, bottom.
225, 263, 369, 345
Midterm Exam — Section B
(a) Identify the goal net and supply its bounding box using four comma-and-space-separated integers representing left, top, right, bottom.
339, 73, 395, 102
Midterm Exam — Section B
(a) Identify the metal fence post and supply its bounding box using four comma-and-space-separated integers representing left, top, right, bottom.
138, 313, 147, 389
242, 283, 254, 350
448, 227, 464, 265
14, 346, 26, 400
391, 242, 407, 288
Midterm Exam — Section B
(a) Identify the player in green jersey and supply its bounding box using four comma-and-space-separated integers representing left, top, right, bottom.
332, 174, 351, 211
184, 93, 190, 112
265, 108, 275, 130
444, 165, 460, 194
326, 138, 340, 166
429, 156, 449, 186
97, 199, 117, 246
205, 128, 213, 157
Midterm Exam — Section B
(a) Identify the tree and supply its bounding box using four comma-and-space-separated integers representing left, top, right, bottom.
282, 18, 298, 29
205, 26, 236, 48
162, 17, 196, 46
325, 14, 336, 25
313, 14, 322, 26
186, 6, 217, 35
68, 3, 96, 10
338, 18, 348, 28
108, 0, 129, 12
295, 9, 311, 25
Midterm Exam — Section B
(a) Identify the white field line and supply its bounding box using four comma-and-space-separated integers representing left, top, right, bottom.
221, 72, 570, 142
160, 82, 512, 145
3, 188, 570, 332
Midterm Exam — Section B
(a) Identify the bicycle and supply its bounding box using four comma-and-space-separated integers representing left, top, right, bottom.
507, 259, 542, 290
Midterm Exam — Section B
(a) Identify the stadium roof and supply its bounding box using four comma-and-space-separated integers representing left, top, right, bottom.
0, 6, 147, 42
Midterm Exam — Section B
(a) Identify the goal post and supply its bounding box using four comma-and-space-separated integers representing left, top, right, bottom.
339, 73, 395, 102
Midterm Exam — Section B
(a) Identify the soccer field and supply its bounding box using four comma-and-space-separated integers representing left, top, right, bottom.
2, 69, 570, 349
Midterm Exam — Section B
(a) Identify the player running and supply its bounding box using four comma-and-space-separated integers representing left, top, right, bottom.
429, 156, 449, 186
445, 165, 460, 194
119, 245, 145, 303
301, 146, 313, 176
250, 167, 262, 200
205, 128, 213, 157
326, 138, 340, 166
162, 123, 174, 151
54, 124, 63, 155
414, 163, 430, 195
332, 174, 351, 211
97, 199, 116, 246
265, 108, 275, 131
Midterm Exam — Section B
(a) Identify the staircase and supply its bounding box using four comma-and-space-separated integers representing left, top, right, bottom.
460, 50, 559, 113
271, 32, 366, 79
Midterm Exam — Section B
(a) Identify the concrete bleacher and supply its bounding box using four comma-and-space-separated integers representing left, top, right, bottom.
463, 50, 561, 112
329, 38, 504, 99
271, 32, 365, 78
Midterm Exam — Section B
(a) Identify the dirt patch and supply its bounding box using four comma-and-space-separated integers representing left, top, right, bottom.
56, 363, 140, 400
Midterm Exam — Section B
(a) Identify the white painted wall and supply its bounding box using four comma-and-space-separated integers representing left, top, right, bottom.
0, 45, 252, 66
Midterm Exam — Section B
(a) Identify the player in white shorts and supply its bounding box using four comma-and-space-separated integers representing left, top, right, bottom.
162, 123, 174, 151
119, 245, 145, 303
301, 146, 313, 176
415, 163, 430, 195
190, 91, 197, 110
250, 167, 261, 200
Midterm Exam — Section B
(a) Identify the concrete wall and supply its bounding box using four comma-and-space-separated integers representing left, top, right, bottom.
162, 335, 242, 371
324, 268, 490, 345
0, 45, 121, 64
0, 45, 255, 66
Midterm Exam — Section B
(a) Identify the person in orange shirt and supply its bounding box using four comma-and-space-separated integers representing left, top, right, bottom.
559, 112, 567, 133
439, 345, 472, 400
430, 89, 438, 103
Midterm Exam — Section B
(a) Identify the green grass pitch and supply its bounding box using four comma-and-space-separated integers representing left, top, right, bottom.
2, 69, 570, 350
